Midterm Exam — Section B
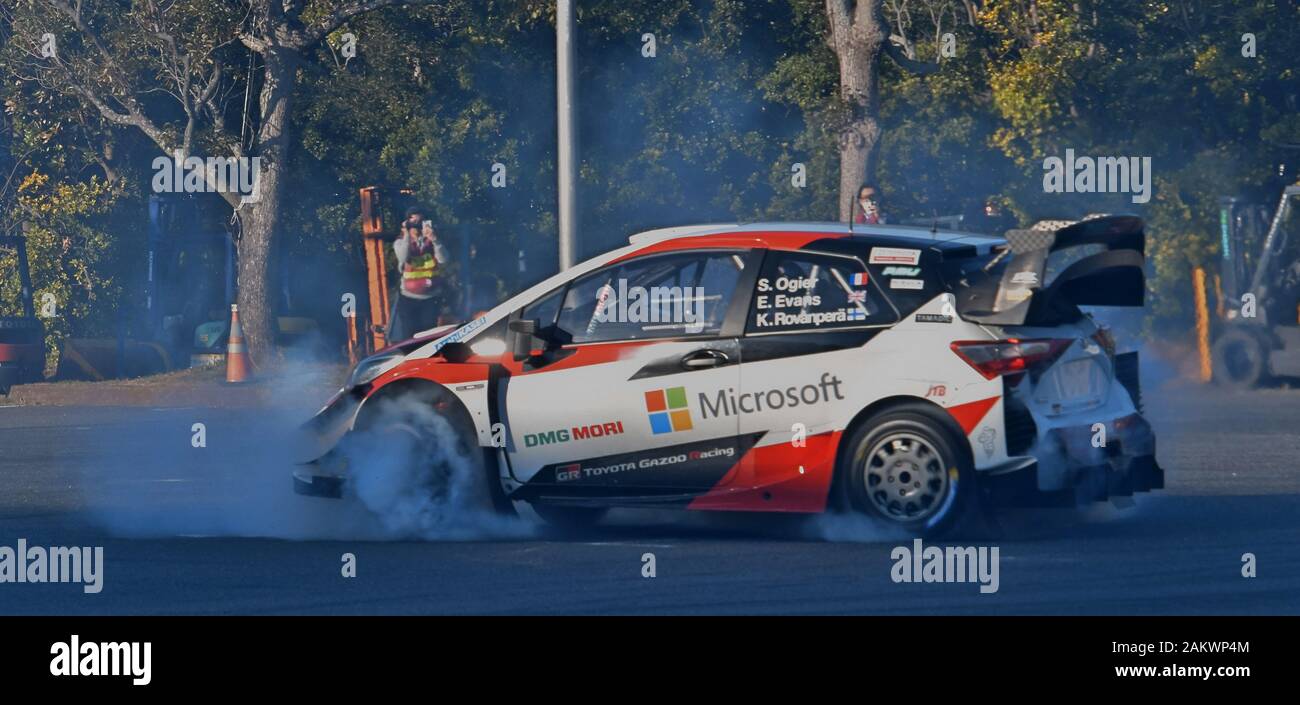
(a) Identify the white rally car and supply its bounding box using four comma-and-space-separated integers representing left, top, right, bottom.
298, 217, 1162, 536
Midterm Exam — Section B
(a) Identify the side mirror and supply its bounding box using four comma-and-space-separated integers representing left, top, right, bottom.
508, 319, 538, 361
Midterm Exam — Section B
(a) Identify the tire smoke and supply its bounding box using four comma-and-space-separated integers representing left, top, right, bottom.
75, 371, 530, 541
336, 394, 532, 540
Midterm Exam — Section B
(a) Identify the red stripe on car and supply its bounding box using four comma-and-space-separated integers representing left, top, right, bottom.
945, 396, 1000, 435
613, 231, 848, 264
688, 431, 841, 513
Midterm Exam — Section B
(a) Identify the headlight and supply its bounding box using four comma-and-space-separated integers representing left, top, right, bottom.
347, 353, 402, 389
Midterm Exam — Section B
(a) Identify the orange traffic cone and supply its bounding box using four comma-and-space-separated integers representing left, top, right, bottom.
225, 304, 252, 383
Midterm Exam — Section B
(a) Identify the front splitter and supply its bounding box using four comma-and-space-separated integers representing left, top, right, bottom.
293, 463, 345, 498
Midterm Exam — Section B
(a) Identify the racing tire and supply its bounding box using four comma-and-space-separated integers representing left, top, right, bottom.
1212, 328, 1268, 388
834, 403, 976, 537
348, 384, 504, 516
530, 503, 608, 530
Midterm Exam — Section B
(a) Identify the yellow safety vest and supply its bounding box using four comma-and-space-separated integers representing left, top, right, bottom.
402, 242, 437, 296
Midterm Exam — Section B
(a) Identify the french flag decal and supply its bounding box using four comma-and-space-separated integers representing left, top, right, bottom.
852, 272, 869, 286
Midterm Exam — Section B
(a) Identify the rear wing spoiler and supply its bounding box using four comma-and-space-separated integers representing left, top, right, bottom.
955, 215, 1146, 325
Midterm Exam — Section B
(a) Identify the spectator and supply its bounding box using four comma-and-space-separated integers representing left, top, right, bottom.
853, 183, 887, 225
390, 209, 448, 340
422, 220, 461, 324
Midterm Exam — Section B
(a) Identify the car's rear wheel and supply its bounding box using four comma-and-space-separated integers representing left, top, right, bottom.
530, 503, 608, 530
836, 404, 975, 536
1212, 328, 1268, 388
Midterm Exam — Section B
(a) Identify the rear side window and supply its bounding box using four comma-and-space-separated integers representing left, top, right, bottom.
746, 251, 896, 334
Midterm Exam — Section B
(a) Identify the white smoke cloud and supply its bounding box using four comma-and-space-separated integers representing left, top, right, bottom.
77, 368, 531, 542
336, 393, 532, 540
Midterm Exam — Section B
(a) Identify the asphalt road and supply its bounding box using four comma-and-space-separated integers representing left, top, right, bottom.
0, 381, 1297, 615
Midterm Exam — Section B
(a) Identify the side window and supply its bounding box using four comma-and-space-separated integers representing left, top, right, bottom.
519, 287, 564, 348
554, 252, 745, 344
747, 250, 896, 334
521, 288, 563, 328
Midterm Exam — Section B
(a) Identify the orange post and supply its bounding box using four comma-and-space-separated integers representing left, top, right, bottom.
1193, 267, 1212, 382
363, 238, 389, 351
226, 304, 252, 383
1213, 274, 1225, 320
360, 187, 391, 352
346, 313, 359, 367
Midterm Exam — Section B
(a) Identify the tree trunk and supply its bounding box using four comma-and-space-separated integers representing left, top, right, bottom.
828, 1, 887, 222
236, 47, 297, 365
236, 177, 278, 368
837, 107, 882, 223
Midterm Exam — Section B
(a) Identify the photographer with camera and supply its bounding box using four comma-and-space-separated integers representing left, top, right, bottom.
853, 183, 887, 225
389, 206, 449, 341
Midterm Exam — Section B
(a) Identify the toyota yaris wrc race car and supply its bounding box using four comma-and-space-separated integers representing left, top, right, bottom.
297, 216, 1163, 536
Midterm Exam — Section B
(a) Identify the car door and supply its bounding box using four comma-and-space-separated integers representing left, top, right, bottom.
731, 248, 899, 497
499, 249, 759, 493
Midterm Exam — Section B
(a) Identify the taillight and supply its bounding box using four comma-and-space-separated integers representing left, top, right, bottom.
950, 338, 1073, 380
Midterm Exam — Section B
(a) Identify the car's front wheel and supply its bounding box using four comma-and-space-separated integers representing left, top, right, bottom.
341, 385, 507, 530
836, 404, 976, 536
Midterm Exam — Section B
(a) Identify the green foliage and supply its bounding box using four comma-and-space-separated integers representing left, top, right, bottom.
5, 0, 1300, 355
980, 0, 1300, 333
1, 172, 137, 368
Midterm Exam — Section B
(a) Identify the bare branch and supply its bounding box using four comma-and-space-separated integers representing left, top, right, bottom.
301, 0, 404, 48
883, 40, 939, 74
47, 0, 152, 119
240, 33, 269, 52
199, 59, 224, 107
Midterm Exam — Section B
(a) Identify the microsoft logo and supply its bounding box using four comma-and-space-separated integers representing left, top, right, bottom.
645, 386, 693, 435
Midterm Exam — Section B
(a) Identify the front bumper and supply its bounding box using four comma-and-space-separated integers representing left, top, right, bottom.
292, 387, 363, 499
985, 413, 1164, 506
293, 462, 347, 497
